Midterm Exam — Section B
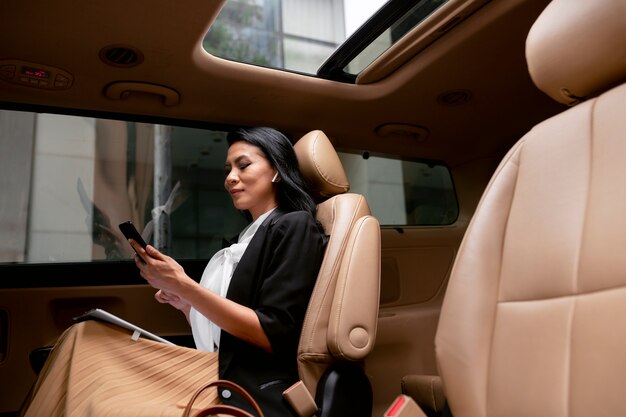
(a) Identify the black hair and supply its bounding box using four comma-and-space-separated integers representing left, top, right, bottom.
226, 127, 318, 223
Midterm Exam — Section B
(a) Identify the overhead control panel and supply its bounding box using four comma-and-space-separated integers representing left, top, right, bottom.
0, 59, 73, 90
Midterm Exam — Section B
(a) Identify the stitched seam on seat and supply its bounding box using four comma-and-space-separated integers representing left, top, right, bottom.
301, 196, 363, 350
566, 94, 597, 417
330, 214, 371, 358
497, 283, 626, 304
300, 198, 340, 348
429, 377, 439, 410
486, 140, 523, 415
328, 197, 366, 357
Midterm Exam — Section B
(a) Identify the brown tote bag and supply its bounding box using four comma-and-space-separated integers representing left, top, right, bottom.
182, 379, 264, 417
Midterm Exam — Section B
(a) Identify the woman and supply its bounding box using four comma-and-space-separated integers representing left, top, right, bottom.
21, 127, 327, 417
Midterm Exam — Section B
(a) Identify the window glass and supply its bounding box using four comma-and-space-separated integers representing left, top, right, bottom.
0, 110, 247, 264
0, 109, 457, 265
203, 0, 448, 79
345, 0, 448, 74
203, 0, 387, 75
283, 38, 337, 74
338, 152, 458, 226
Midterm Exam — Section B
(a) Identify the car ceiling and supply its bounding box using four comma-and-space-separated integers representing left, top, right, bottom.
0, 0, 566, 168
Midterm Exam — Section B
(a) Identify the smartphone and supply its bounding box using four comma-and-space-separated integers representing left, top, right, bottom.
118, 221, 148, 261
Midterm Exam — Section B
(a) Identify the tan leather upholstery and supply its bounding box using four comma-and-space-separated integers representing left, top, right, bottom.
295, 130, 350, 201
432, 0, 626, 416
286, 130, 381, 411
401, 375, 445, 415
526, 0, 626, 105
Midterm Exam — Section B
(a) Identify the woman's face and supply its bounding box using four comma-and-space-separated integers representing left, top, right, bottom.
224, 140, 278, 220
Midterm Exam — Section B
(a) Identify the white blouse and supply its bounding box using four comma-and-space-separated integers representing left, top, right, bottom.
190, 208, 276, 352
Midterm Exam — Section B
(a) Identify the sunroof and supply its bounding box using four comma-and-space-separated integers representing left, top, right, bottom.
202, 0, 448, 83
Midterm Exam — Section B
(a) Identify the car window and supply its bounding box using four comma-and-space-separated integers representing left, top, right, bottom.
0, 109, 457, 265
203, 0, 387, 76
0, 109, 247, 264
338, 152, 458, 226
203, 0, 451, 80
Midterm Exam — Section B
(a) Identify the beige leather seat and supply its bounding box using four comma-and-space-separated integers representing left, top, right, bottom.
284, 130, 381, 417
390, 0, 626, 416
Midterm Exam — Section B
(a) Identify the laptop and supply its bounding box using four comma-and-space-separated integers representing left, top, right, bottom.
73, 308, 175, 345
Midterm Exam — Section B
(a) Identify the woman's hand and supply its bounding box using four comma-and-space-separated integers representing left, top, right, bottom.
155, 289, 191, 319
130, 240, 194, 296
129, 240, 271, 351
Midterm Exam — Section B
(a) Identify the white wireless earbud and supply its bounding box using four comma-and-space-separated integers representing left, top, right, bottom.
271, 172, 279, 183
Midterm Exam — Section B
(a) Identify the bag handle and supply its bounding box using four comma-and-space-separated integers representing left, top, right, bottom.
182, 379, 265, 417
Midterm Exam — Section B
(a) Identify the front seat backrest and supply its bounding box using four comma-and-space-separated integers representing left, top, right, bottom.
286, 130, 381, 417
432, 0, 626, 416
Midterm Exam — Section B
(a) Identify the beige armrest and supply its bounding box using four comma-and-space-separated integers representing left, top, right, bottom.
401, 375, 446, 414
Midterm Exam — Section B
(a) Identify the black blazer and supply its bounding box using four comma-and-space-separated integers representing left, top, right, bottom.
218, 209, 326, 416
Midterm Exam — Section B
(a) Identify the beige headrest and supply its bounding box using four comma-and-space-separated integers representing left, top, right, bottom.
294, 130, 350, 201
526, 0, 626, 105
